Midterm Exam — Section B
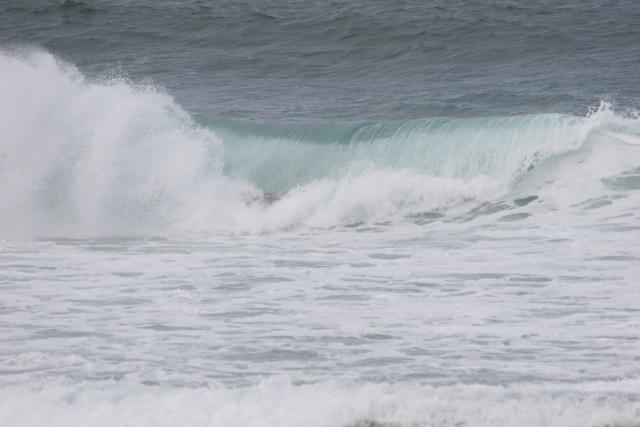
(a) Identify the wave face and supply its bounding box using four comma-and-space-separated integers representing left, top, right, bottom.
1, 49, 640, 238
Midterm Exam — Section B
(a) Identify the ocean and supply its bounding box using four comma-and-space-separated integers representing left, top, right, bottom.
1, 1, 640, 426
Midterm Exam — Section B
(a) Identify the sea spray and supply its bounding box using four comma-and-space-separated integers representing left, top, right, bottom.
0, 49, 233, 237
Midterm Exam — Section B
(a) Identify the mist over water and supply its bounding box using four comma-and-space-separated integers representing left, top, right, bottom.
2, 1, 640, 426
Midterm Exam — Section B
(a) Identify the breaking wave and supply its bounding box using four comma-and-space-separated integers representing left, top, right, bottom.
1, 49, 639, 238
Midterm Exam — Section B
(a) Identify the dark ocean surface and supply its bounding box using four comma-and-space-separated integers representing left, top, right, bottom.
3, 0, 640, 121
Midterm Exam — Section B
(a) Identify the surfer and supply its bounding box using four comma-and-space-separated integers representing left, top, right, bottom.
248, 192, 279, 205
262, 192, 278, 204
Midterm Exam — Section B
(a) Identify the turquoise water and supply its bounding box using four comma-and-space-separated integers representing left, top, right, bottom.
1, 2, 640, 426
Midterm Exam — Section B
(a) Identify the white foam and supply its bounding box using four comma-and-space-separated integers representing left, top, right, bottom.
1, 380, 639, 427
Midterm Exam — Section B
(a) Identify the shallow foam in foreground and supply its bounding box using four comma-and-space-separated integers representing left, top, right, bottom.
1, 380, 639, 427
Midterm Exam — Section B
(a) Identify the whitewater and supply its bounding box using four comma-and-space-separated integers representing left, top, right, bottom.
2, 44, 640, 427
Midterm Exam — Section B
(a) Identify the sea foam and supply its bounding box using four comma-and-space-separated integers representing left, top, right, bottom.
1, 380, 639, 427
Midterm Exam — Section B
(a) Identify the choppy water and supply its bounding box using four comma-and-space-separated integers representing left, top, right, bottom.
2, 1, 640, 426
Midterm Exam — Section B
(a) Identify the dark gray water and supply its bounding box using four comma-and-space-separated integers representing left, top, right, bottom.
3, 0, 640, 121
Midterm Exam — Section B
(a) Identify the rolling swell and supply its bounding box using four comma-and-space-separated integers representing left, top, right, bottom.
1, 49, 639, 238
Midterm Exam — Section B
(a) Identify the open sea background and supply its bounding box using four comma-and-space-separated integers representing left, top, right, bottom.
2, 1, 640, 426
